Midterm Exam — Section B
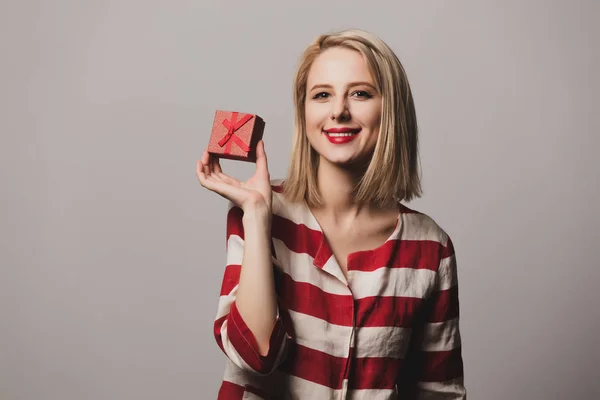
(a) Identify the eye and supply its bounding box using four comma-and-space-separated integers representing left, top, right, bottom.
352, 90, 373, 99
312, 92, 330, 99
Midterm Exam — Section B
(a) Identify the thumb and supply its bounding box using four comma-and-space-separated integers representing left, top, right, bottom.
255, 140, 270, 177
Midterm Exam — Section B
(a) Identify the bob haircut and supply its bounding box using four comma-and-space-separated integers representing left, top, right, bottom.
283, 28, 422, 208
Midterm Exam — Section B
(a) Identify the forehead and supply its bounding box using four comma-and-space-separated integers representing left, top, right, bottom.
306, 47, 374, 86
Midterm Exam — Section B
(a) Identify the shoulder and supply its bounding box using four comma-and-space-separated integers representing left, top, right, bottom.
269, 177, 298, 218
270, 178, 286, 195
398, 203, 453, 253
269, 178, 320, 231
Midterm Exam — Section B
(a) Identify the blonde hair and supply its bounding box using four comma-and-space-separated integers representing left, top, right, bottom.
283, 28, 422, 208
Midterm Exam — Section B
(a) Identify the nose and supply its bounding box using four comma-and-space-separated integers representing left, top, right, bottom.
330, 97, 350, 121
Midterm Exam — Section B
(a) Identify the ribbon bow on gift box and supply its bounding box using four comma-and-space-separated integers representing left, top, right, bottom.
218, 112, 252, 154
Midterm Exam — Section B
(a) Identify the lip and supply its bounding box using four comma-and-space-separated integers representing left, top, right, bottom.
323, 127, 362, 133
322, 126, 361, 144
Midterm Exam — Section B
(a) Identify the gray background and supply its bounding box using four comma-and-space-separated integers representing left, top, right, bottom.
1, 0, 598, 399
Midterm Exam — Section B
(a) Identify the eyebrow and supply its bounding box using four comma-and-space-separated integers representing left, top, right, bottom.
309, 81, 378, 92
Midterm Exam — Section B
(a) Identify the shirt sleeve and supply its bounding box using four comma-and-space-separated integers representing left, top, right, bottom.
397, 235, 467, 399
213, 202, 292, 375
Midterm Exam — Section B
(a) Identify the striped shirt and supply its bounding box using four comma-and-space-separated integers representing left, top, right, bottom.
214, 180, 466, 399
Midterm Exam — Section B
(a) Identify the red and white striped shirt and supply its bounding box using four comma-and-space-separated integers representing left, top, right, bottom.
214, 180, 466, 399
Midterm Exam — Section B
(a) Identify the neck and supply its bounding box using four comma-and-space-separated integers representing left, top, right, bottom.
315, 157, 368, 221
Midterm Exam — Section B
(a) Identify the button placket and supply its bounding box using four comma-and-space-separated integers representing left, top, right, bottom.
339, 285, 356, 400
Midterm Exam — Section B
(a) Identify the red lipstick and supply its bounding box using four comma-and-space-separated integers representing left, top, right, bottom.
322, 127, 361, 144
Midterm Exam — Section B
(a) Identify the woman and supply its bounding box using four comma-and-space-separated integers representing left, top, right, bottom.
197, 29, 466, 399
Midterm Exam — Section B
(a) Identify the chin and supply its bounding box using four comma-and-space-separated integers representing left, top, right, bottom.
321, 153, 367, 168
310, 139, 374, 167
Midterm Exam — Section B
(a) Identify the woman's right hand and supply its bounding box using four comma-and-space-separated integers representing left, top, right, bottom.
196, 140, 272, 215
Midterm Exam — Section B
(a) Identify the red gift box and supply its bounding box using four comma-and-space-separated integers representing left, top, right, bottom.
208, 110, 265, 162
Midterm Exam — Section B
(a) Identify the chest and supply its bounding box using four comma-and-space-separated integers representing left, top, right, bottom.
315, 213, 396, 279
319, 220, 397, 279
270, 216, 438, 334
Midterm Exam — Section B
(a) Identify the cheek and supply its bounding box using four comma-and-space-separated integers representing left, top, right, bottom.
367, 107, 383, 128
305, 103, 328, 126
352, 103, 382, 127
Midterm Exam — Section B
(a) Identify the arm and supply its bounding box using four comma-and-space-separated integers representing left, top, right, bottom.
398, 236, 466, 399
197, 141, 292, 375
213, 202, 291, 375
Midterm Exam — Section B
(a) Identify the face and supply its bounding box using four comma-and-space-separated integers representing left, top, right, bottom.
304, 47, 382, 168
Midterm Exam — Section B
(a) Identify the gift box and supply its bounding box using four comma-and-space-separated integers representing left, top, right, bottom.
208, 110, 265, 162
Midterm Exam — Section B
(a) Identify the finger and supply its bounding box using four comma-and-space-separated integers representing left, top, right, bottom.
201, 150, 213, 176
198, 158, 212, 177
255, 140, 270, 177
207, 153, 217, 175
201, 176, 244, 204
203, 159, 211, 177
216, 172, 241, 187
197, 160, 212, 187
201, 149, 210, 165
196, 160, 206, 181
198, 173, 218, 191
196, 160, 204, 175
209, 156, 237, 184
213, 171, 237, 185
213, 171, 228, 182
199, 160, 238, 187
209, 155, 224, 177
198, 161, 219, 183
213, 157, 223, 174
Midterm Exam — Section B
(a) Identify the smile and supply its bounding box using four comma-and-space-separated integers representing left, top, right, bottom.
322, 128, 361, 144
326, 132, 357, 137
